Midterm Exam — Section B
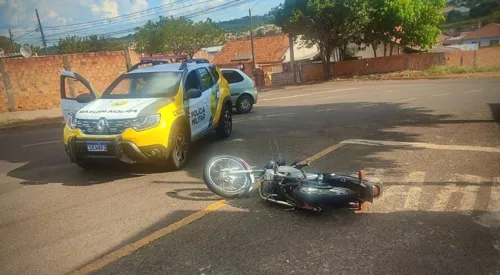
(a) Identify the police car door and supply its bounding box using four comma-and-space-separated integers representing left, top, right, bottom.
60, 71, 97, 121
185, 69, 207, 138
196, 67, 216, 129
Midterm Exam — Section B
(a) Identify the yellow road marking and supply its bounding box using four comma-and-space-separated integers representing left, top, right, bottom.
266, 113, 294, 117
259, 88, 357, 102
301, 143, 345, 164
71, 200, 227, 275
394, 97, 417, 103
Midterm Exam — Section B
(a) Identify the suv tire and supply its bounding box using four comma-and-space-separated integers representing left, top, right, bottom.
216, 104, 232, 138
169, 126, 190, 170
236, 94, 253, 113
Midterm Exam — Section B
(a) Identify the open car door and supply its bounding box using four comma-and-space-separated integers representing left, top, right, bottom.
60, 71, 97, 121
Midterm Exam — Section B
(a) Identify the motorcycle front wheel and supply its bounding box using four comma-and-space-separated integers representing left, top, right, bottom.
203, 155, 253, 198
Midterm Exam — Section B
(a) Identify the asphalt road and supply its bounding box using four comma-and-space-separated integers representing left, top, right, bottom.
0, 78, 499, 275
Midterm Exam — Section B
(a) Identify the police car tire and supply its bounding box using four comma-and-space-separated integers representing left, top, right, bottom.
169, 126, 189, 170
216, 104, 232, 138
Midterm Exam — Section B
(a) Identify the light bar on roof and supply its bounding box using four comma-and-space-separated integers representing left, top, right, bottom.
140, 55, 188, 62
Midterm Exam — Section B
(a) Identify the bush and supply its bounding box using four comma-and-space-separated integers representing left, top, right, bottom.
426, 65, 500, 74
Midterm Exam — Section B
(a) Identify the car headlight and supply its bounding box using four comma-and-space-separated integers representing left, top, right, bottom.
132, 114, 161, 131
66, 114, 77, 130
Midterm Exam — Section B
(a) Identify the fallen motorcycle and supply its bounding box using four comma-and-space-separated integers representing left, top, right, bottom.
203, 155, 383, 212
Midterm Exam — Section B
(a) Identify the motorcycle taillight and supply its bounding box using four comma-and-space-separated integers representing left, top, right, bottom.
373, 185, 381, 198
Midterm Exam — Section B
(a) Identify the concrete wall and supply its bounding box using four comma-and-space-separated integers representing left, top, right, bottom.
463, 37, 500, 47
0, 49, 141, 112
301, 47, 500, 82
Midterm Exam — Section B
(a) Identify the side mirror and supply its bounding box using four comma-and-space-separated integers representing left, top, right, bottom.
186, 88, 202, 99
276, 159, 286, 166
75, 93, 94, 104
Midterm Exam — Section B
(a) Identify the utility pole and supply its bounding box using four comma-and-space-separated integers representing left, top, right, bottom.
35, 9, 48, 55
473, 21, 481, 67
288, 35, 296, 83
249, 9, 256, 70
8, 29, 15, 52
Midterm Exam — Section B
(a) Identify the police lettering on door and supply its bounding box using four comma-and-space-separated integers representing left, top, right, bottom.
191, 106, 205, 126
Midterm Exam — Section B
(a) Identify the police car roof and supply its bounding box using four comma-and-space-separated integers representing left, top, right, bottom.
126, 62, 210, 74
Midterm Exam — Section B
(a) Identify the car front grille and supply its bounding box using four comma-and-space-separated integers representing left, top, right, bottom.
76, 119, 134, 135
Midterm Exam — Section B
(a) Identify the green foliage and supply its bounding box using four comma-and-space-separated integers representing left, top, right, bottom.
446, 10, 465, 22
134, 16, 225, 57
218, 14, 273, 33
274, 0, 444, 79
426, 65, 500, 74
0, 36, 21, 53
58, 35, 126, 54
470, 2, 498, 17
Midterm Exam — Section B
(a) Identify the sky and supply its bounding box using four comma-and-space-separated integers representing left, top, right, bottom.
0, 0, 283, 47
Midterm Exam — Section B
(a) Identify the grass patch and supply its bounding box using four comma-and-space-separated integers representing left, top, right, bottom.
426, 65, 500, 74
0, 118, 25, 128
440, 13, 500, 30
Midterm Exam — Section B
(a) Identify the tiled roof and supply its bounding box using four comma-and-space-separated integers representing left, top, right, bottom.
0, 52, 24, 58
213, 34, 289, 65
463, 22, 500, 40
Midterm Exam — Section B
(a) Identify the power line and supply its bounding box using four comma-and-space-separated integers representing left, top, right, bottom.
45, 0, 253, 39
42, 0, 216, 38
43, 0, 186, 30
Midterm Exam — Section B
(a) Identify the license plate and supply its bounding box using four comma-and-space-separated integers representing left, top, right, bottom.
87, 142, 108, 152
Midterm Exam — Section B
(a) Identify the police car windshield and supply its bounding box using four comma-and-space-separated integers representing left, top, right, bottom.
102, 72, 181, 99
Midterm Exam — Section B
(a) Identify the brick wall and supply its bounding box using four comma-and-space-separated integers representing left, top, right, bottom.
0, 69, 8, 112
301, 47, 500, 82
0, 49, 139, 112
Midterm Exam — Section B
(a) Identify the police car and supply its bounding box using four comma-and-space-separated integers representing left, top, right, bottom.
60, 57, 233, 169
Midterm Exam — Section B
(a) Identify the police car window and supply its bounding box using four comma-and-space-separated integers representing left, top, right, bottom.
197, 68, 214, 90
222, 71, 244, 84
209, 66, 219, 83
102, 72, 181, 98
185, 70, 202, 91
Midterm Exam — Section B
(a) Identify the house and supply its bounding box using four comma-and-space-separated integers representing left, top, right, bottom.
442, 32, 471, 46
454, 6, 470, 16
461, 22, 500, 47
212, 34, 290, 75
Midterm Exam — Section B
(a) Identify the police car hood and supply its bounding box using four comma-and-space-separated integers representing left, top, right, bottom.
76, 98, 173, 120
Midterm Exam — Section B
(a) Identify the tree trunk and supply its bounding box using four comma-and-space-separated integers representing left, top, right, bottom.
383, 43, 387, 57
390, 43, 394, 56
372, 44, 377, 58
324, 49, 332, 80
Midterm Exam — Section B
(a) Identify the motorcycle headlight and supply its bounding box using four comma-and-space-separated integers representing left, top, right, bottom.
132, 114, 160, 131
66, 114, 77, 130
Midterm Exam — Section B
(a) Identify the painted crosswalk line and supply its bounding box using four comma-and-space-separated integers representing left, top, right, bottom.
361, 169, 499, 213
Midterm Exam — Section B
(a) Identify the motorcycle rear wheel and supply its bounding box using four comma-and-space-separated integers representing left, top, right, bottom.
203, 155, 253, 198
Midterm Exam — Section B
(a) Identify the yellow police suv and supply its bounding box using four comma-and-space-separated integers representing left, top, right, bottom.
60, 58, 232, 169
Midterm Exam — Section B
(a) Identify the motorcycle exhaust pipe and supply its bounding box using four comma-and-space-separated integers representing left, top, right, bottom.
259, 187, 295, 207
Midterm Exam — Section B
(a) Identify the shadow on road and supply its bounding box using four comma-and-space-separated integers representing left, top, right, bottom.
4, 100, 497, 186
85, 204, 500, 275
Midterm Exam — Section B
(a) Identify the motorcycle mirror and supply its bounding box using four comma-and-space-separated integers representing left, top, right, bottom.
277, 159, 286, 166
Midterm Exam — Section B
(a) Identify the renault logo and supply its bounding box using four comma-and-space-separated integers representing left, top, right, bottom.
96, 118, 108, 134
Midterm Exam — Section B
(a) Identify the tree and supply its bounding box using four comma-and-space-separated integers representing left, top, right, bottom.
58, 35, 126, 54
275, 0, 369, 80
446, 10, 464, 22
134, 16, 225, 57
389, 0, 445, 52
0, 36, 20, 53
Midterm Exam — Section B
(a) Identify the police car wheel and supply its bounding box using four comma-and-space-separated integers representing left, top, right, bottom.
169, 126, 189, 170
216, 104, 232, 138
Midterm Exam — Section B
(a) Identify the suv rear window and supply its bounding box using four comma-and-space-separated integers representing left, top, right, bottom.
222, 70, 244, 84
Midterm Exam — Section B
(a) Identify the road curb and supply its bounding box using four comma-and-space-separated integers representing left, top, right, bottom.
0, 117, 64, 131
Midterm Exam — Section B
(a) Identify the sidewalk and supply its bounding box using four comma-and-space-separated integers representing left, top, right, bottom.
0, 108, 63, 129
